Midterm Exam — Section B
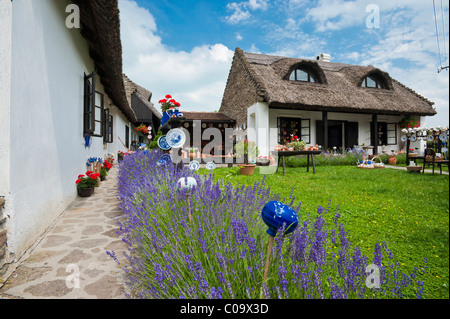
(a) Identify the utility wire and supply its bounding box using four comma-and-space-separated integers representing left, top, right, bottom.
440, 0, 448, 66
433, 0, 443, 68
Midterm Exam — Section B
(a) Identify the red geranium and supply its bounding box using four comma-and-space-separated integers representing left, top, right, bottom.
159, 94, 181, 112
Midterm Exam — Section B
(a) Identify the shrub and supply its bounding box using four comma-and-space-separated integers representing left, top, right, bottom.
111, 151, 426, 299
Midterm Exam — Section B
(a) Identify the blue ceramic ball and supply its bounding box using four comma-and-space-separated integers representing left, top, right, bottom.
261, 201, 299, 237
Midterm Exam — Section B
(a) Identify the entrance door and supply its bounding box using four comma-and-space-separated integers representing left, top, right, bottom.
316, 120, 358, 150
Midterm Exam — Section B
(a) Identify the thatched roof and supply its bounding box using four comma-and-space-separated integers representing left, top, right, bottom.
73, 0, 137, 122
222, 48, 436, 117
123, 74, 162, 121
182, 112, 236, 122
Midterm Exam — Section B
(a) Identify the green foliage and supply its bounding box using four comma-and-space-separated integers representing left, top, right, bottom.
149, 130, 163, 150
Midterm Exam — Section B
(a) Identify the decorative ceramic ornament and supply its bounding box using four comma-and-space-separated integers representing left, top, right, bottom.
177, 177, 197, 191
206, 162, 216, 170
166, 128, 186, 149
261, 201, 299, 237
188, 160, 200, 171
157, 154, 172, 166
401, 136, 407, 142
157, 136, 171, 150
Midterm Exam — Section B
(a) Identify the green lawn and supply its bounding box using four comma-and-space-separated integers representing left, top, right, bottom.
200, 165, 449, 299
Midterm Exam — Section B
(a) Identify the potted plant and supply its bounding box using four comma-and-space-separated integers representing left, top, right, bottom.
257, 156, 270, 166
188, 147, 198, 158
388, 150, 397, 165
100, 167, 108, 181
118, 151, 125, 162
75, 172, 99, 197
234, 139, 259, 175
158, 94, 181, 113
398, 117, 420, 129
289, 136, 306, 151
134, 124, 149, 135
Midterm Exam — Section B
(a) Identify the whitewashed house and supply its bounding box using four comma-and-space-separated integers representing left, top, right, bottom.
0, 0, 157, 270
220, 49, 437, 156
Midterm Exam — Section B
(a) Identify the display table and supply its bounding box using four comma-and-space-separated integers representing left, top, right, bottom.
271, 150, 321, 176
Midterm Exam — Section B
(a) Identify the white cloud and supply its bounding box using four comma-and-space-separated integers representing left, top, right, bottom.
225, 0, 269, 24
236, 33, 243, 41
119, 0, 234, 113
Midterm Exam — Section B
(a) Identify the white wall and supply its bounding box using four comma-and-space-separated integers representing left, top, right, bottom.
247, 102, 270, 157
7, 0, 129, 258
0, 0, 12, 201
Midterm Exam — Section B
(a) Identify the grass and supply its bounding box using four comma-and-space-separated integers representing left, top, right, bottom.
199, 165, 449, 299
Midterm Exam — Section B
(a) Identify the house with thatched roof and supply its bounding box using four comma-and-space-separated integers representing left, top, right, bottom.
220, 48, 436, 156
0, 0, 150, 268
123, 74, 161, 148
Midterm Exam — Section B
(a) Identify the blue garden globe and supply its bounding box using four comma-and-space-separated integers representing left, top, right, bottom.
261, 201, 299, 237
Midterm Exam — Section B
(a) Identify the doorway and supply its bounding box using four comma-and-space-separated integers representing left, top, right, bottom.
316, 120, 358, 150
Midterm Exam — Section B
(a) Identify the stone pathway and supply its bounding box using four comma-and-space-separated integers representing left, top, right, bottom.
0, 167, 128, 299
385, 165, 449, 175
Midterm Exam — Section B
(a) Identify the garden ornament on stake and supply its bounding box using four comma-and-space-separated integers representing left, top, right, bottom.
260, 201, 299, 297
177, 177, 197, 222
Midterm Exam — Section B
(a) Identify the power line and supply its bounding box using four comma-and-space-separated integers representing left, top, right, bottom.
433, 0, 449, 72
440, 0, 448, 66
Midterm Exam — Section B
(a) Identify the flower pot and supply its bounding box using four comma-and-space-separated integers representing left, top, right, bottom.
388, 156, 397, 165
78, 187, 94, 197
239, 164, 256, 176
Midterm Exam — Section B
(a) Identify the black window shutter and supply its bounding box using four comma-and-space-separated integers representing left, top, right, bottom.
316, 120, 324, 146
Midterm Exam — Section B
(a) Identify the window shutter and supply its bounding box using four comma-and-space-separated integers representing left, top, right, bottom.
84, 73, 96, 135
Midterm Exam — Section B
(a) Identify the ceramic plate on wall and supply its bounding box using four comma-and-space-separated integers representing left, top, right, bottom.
401, 136, 407, 142
166, 128, 186, 149
440, 133, 447, 142
427, 135, 434, 142
157, 136, 171, 150
410, 135, 417, 142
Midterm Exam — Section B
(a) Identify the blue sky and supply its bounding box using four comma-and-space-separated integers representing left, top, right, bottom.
119, 0, 449, 127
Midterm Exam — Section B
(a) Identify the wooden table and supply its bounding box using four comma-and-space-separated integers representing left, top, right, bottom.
272, 150, 321, 175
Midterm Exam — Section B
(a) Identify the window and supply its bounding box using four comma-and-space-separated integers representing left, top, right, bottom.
103, 108, 113, 143
289, 68, 316, 83
361, 75, 385, 89
370, 122, 397, 145
125, 125, 130, 148
84, 72, 104, 137
278, 117, 310, 144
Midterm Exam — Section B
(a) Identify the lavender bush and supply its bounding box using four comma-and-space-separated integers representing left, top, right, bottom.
111, 150, 426, 299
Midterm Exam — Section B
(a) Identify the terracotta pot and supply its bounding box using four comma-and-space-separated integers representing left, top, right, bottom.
78, 187, 94, 197
239, 164, 256, 176
388, 156, 397, 165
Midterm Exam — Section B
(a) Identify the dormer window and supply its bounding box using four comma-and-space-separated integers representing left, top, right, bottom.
289, 68, 316, 83
361, 75, 385, 89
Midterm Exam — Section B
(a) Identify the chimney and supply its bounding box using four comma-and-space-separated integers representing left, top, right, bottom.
316, 53, 331, 62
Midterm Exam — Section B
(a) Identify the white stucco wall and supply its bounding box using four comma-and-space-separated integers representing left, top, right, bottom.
6, 0, 130, 258
0, 0, 12, 200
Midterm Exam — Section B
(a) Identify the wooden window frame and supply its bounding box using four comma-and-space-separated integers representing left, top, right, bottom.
84, 73, 96, 135
84, 72, 104, 137
277, 117, 311, 145
361, 76, 385, 89
103, 109, 113, 143
290, 68, 316, 83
